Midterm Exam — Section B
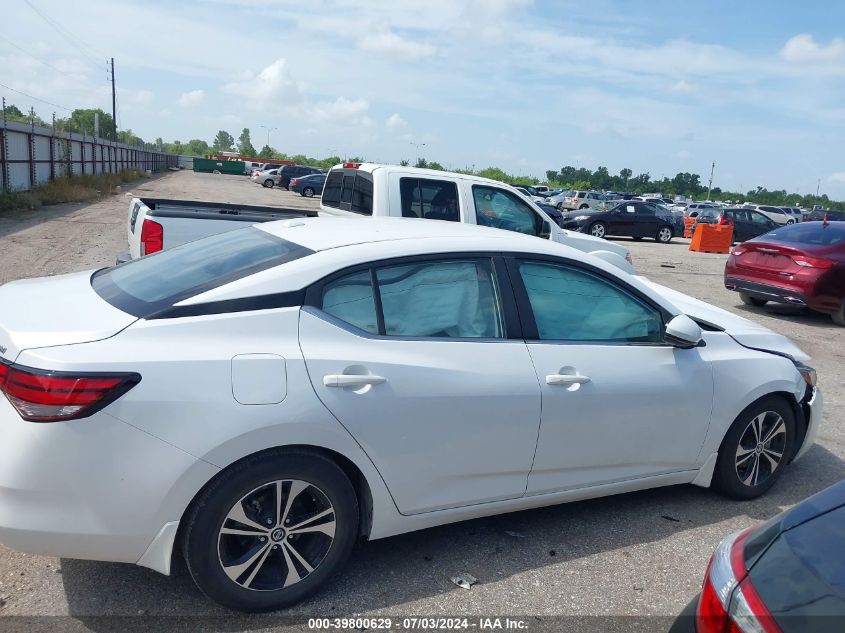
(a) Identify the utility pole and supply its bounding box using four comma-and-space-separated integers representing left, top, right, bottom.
706, 160, 715, 201
110, 58, 116, 141
410, 141, 426, 166
259, 125, 278, 150
815, 178, 821, 208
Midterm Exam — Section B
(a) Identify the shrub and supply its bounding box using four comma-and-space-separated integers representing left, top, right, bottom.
0, 169, 150, 212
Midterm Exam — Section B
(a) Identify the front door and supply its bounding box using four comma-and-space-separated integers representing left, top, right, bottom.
299, 257, 542, 515
509, 258, 714, 494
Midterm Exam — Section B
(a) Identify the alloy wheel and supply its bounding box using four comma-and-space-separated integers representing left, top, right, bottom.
735, 411, 787, 487
217, 479, 336, 591
590, 223, 606, 238
658, 227, 672, 242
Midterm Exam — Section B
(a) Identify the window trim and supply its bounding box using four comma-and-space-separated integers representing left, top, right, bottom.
304, 252, 522, 341
503, 254, 673, 346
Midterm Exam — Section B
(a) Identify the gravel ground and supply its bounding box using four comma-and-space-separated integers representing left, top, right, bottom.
0, 170, 842, 630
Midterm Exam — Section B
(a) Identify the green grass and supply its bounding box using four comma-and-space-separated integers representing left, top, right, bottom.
0, 168, 150, 212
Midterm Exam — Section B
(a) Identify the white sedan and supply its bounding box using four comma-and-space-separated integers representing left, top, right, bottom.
0, 218, 822, 611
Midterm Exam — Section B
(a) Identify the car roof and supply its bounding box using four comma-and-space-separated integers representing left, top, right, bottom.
256, 216, 549, 253
336, 163, 508, 187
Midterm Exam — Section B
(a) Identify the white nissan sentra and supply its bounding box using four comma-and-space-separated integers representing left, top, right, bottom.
0, 218, 822, 611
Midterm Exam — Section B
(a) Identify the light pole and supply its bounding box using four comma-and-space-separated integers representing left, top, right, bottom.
410, 141, 426, 166
259, 125, 278, 150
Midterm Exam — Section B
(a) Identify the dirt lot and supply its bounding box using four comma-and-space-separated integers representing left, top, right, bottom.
0, 170, 842, 628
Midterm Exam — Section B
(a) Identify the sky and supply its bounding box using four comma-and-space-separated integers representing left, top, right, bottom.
2, 0, 845, 198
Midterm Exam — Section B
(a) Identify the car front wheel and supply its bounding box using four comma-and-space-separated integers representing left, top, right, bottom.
302, 187, 315, 198
589, 222, 607, 238
183, 450, 359, 612
263, 180, 274, 188
712, 396, 795, 499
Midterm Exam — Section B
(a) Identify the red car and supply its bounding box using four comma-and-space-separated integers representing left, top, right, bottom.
724, 221, 845, 326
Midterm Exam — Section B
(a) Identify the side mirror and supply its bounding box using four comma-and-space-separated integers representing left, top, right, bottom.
539, 221, 551, 239
664, 314, 703, 348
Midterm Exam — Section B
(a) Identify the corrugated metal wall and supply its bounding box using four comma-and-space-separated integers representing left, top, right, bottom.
0, 119, 178, 192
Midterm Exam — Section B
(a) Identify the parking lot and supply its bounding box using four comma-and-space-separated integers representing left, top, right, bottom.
0, 170, 842, 626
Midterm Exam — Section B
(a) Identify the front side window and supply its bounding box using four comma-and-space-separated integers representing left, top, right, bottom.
750, 211, 773, 225
518, 261, 663, 343
472, 185, 543, 236
399, 178, 459, 221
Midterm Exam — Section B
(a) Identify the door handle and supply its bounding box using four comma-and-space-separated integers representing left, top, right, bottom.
546, 373, 591, 386
323, 374, 387, 388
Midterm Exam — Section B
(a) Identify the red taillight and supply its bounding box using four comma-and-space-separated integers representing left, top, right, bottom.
695, 529, 782, 633
719, 215, 733, 225
140, 219, 163, 256
0, 362, 140, 422
290, 178, 300, 185
791, 255, 832, 269
343, 162, 361, 169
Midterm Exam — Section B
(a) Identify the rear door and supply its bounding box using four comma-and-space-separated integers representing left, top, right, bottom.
634, 203, 660, 237
299, 255, 542, 515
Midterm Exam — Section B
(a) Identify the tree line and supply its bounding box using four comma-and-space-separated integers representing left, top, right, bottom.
4, 104, 839, 208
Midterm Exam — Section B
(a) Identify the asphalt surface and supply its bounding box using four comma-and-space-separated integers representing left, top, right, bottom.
0, 171, 842, 630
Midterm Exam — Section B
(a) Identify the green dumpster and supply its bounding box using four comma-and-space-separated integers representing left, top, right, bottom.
193, 158, 246, 175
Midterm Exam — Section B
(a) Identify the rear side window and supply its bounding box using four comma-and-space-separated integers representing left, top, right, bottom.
766, 223, 845, 246
319, 259, 504, 339
92, 228, 312, 317
323, 169, 373, 215
399, 178, 459, 221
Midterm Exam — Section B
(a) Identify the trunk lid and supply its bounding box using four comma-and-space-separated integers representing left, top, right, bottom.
0, 270, 137, 362
733, 241, 804, 276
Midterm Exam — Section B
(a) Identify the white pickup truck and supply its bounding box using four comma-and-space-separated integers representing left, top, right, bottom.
119, 198, 317, 262
319, 163, 633, 271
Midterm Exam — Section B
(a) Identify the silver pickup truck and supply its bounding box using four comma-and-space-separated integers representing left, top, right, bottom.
118, 197, 317, 262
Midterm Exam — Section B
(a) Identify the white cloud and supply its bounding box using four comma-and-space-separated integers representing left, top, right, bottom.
781, 34, 845, 63
829, 171, 845, 184
311, 97, 370, 123
222, 59, 303, 108
178, 89, 204, 107
385, 113, 407, 129
670, 79, 694, 93
359, 32, 435, 59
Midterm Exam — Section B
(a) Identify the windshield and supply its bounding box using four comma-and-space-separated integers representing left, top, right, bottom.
92, 228, 312, 317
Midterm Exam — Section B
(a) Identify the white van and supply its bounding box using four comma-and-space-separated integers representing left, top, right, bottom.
319, 163, 633, 272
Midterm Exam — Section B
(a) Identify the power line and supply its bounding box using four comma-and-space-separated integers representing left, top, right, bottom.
0, 80, 72, 112
23, 0, 104, 67
0, 33, 73, 75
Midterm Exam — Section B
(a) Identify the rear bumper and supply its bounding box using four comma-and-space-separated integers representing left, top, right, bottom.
0, 396, 216, 567
724, 277, 813, 309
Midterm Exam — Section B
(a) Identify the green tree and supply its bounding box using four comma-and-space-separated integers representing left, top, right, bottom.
619, 168, 632, 189
258, 144, 274, 158
400, 160, 410, 167
212, 130, 235, 152
59, 108, 116, 138
427, 161, 445, 171
186, 139, 209, 156
237, 128, 256, 156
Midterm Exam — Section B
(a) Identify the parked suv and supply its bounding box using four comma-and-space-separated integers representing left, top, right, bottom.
750, 204, 794, 225
276, 165, 324, 190
690, 207, 778, 242
558, 190, 608, 211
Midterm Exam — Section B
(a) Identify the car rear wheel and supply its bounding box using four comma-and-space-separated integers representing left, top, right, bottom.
263, 180, 274, 188
656, 226, 673, 243
302, 187, 315, 198
740, 293, 768, 307
713, 396, 795, 499
589, 222, 607, 238
579, 204, 589, 210
183, 450, 358, 612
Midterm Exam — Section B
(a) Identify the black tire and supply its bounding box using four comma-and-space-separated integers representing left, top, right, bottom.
183, 450, 359, 612
656, 226, 673, 243
301, 187, 315, 198
712, 396, 796, 500
579, 204, 589, 210
832, 300, 845, 326
740, 293, 768, 307
263, 179, 274, 188
589, 221, 607, 239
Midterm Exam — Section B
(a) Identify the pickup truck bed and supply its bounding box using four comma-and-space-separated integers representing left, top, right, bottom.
121, 197, 318, 262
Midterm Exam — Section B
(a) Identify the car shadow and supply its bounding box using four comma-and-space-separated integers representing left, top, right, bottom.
733, 303, 839, 329
59, 444, 845, 625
